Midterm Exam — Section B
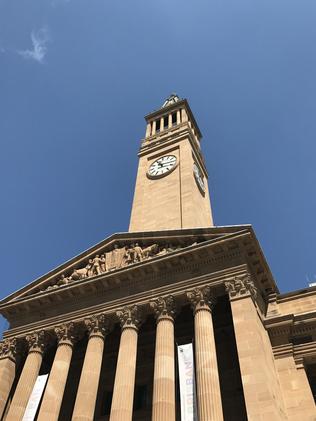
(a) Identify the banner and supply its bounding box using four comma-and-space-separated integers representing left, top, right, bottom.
177, 343, 198, 421
22, 374, 48, 421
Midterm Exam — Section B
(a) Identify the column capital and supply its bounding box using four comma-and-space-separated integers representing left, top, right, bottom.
187, 286, 215, 314
85, 313, 112, 339
0, 337, 17, 362
116, 305, 142, 331
150, 295, 176, 321
54, 322, 76, 347
225, 275, 257, 301
26, 330, 47, 354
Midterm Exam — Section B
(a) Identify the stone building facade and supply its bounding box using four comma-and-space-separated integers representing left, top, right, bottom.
0, 95, 315, 420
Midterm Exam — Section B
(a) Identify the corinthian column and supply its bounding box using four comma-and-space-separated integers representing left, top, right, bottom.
0, 338, 17, 418
109, 305, 142, 421
37, 323, 76, 421
6, 330, 46, 421
150, 295, 176, 421
72, 314, 111, 421
187, 287, 223, 421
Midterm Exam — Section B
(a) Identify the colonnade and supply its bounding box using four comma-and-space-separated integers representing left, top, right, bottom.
0, 285, 224, 421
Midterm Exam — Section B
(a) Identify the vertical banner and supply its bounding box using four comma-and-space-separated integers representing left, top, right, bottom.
177, 343, 198, 421
22, 374, 48, 421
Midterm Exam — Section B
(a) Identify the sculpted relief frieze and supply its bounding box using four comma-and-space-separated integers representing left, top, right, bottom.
28, 241, 198, 297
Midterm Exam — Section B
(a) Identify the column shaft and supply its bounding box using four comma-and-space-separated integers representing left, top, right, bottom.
152, 317, 175, 421
146, 122, 151, 137
152, 120, 156, 135
71, 334, 104, 421
168, 113, 172, 128
194, 309, 223, 421
37, 341, 73, 421
160, 117, 164, 132
5, 351, 43, 421
109, 327, 138, 421
0, 358, 16, 418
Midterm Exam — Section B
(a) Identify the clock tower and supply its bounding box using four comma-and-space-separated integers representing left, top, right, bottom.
129, 94, 214, 232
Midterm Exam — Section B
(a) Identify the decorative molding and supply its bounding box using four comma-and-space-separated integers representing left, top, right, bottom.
116, 305, 142, 330
272, 343, 294, 359
26, 330, 46, 354
54, 322, 76, 346
0, 338, 17, 361
273, 341, 316, 370
85, 314, 112, 338
186, 286, 215, 314
150, 295, 176, 321
225, 275, 257, 301
266, 292, 280, 317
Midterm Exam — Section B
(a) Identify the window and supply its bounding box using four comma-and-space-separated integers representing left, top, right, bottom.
172, 112, 177, 126
156, 119, 160, 133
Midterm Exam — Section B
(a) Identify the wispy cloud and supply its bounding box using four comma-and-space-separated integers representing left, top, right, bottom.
19, 27, 50, 63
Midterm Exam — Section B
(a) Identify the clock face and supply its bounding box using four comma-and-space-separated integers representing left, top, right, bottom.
193, 163, 206, 194
147, 155, 177, 178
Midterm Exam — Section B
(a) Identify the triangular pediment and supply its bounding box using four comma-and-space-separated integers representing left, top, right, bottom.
0, 225, 278, 329
1, 226, 244, 303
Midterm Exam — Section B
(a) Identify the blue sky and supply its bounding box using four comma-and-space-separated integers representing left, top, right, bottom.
0, 0, 316, 332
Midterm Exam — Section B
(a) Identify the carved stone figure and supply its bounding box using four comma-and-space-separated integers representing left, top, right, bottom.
57, 274, 72, 285
71, 268, 88, 281
34, 241, 188, 295
100, 254, 106, 272
106, 244, 126, 271
86, 259, 94, 277
157, 246, 168, 256
92, 255, 102, 275
142, 243, 159, 259
125, 243, 136, 264
133, 243, 143, 262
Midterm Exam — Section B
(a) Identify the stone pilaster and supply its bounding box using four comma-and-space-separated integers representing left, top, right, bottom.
6, 330, 46, 421
0, 338, 17, 418
72, 314, 111, 421
37, 322, 76, 421
109, 305, 142, 421
150, 295, 176, 421
226, 275, 286, 420
187, 287, 223, 421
